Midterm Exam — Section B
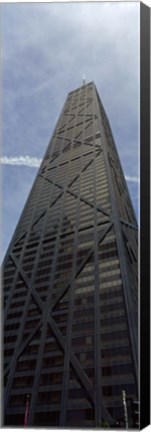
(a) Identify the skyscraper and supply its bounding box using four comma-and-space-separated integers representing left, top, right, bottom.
3, 82, 138, 428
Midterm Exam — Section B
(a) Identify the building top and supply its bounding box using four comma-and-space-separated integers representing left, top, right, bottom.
68, 81, 95, 95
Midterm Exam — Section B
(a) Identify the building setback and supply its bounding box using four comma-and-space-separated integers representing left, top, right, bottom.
3, 82, 138, 428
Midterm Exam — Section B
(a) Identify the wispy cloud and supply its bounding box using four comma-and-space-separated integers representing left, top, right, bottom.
0, 156, 42, 167
125, 175, 139, 183
1, 156, 140, 184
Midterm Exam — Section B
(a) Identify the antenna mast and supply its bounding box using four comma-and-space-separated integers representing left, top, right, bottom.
82, 75, 86, 85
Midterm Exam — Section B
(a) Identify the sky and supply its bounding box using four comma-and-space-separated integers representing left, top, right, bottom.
1, 2, 140, 261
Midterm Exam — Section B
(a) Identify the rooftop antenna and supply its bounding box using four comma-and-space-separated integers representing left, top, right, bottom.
82, 75, 86, 85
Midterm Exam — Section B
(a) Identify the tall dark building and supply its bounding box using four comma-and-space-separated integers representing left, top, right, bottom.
3, 82, 138, 428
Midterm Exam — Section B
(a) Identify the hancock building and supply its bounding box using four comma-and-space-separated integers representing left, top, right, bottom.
3, 82, 138, 428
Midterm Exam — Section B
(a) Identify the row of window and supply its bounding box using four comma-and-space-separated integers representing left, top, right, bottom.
7, 296, 123, 326
72, 314, 126, 329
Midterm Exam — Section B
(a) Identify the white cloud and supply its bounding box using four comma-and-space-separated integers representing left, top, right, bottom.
0, 156, 42, 167
125, 175, 139, 183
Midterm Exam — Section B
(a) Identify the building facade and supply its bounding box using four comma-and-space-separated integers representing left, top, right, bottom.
3, 82, 138, 428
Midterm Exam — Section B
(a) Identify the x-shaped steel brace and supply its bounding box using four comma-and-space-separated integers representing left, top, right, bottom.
14, 149, 109, 247
50, 134, 101, 162
4, 222, 114, 423
5, 254, 92, 408
40, 173, 110, 219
